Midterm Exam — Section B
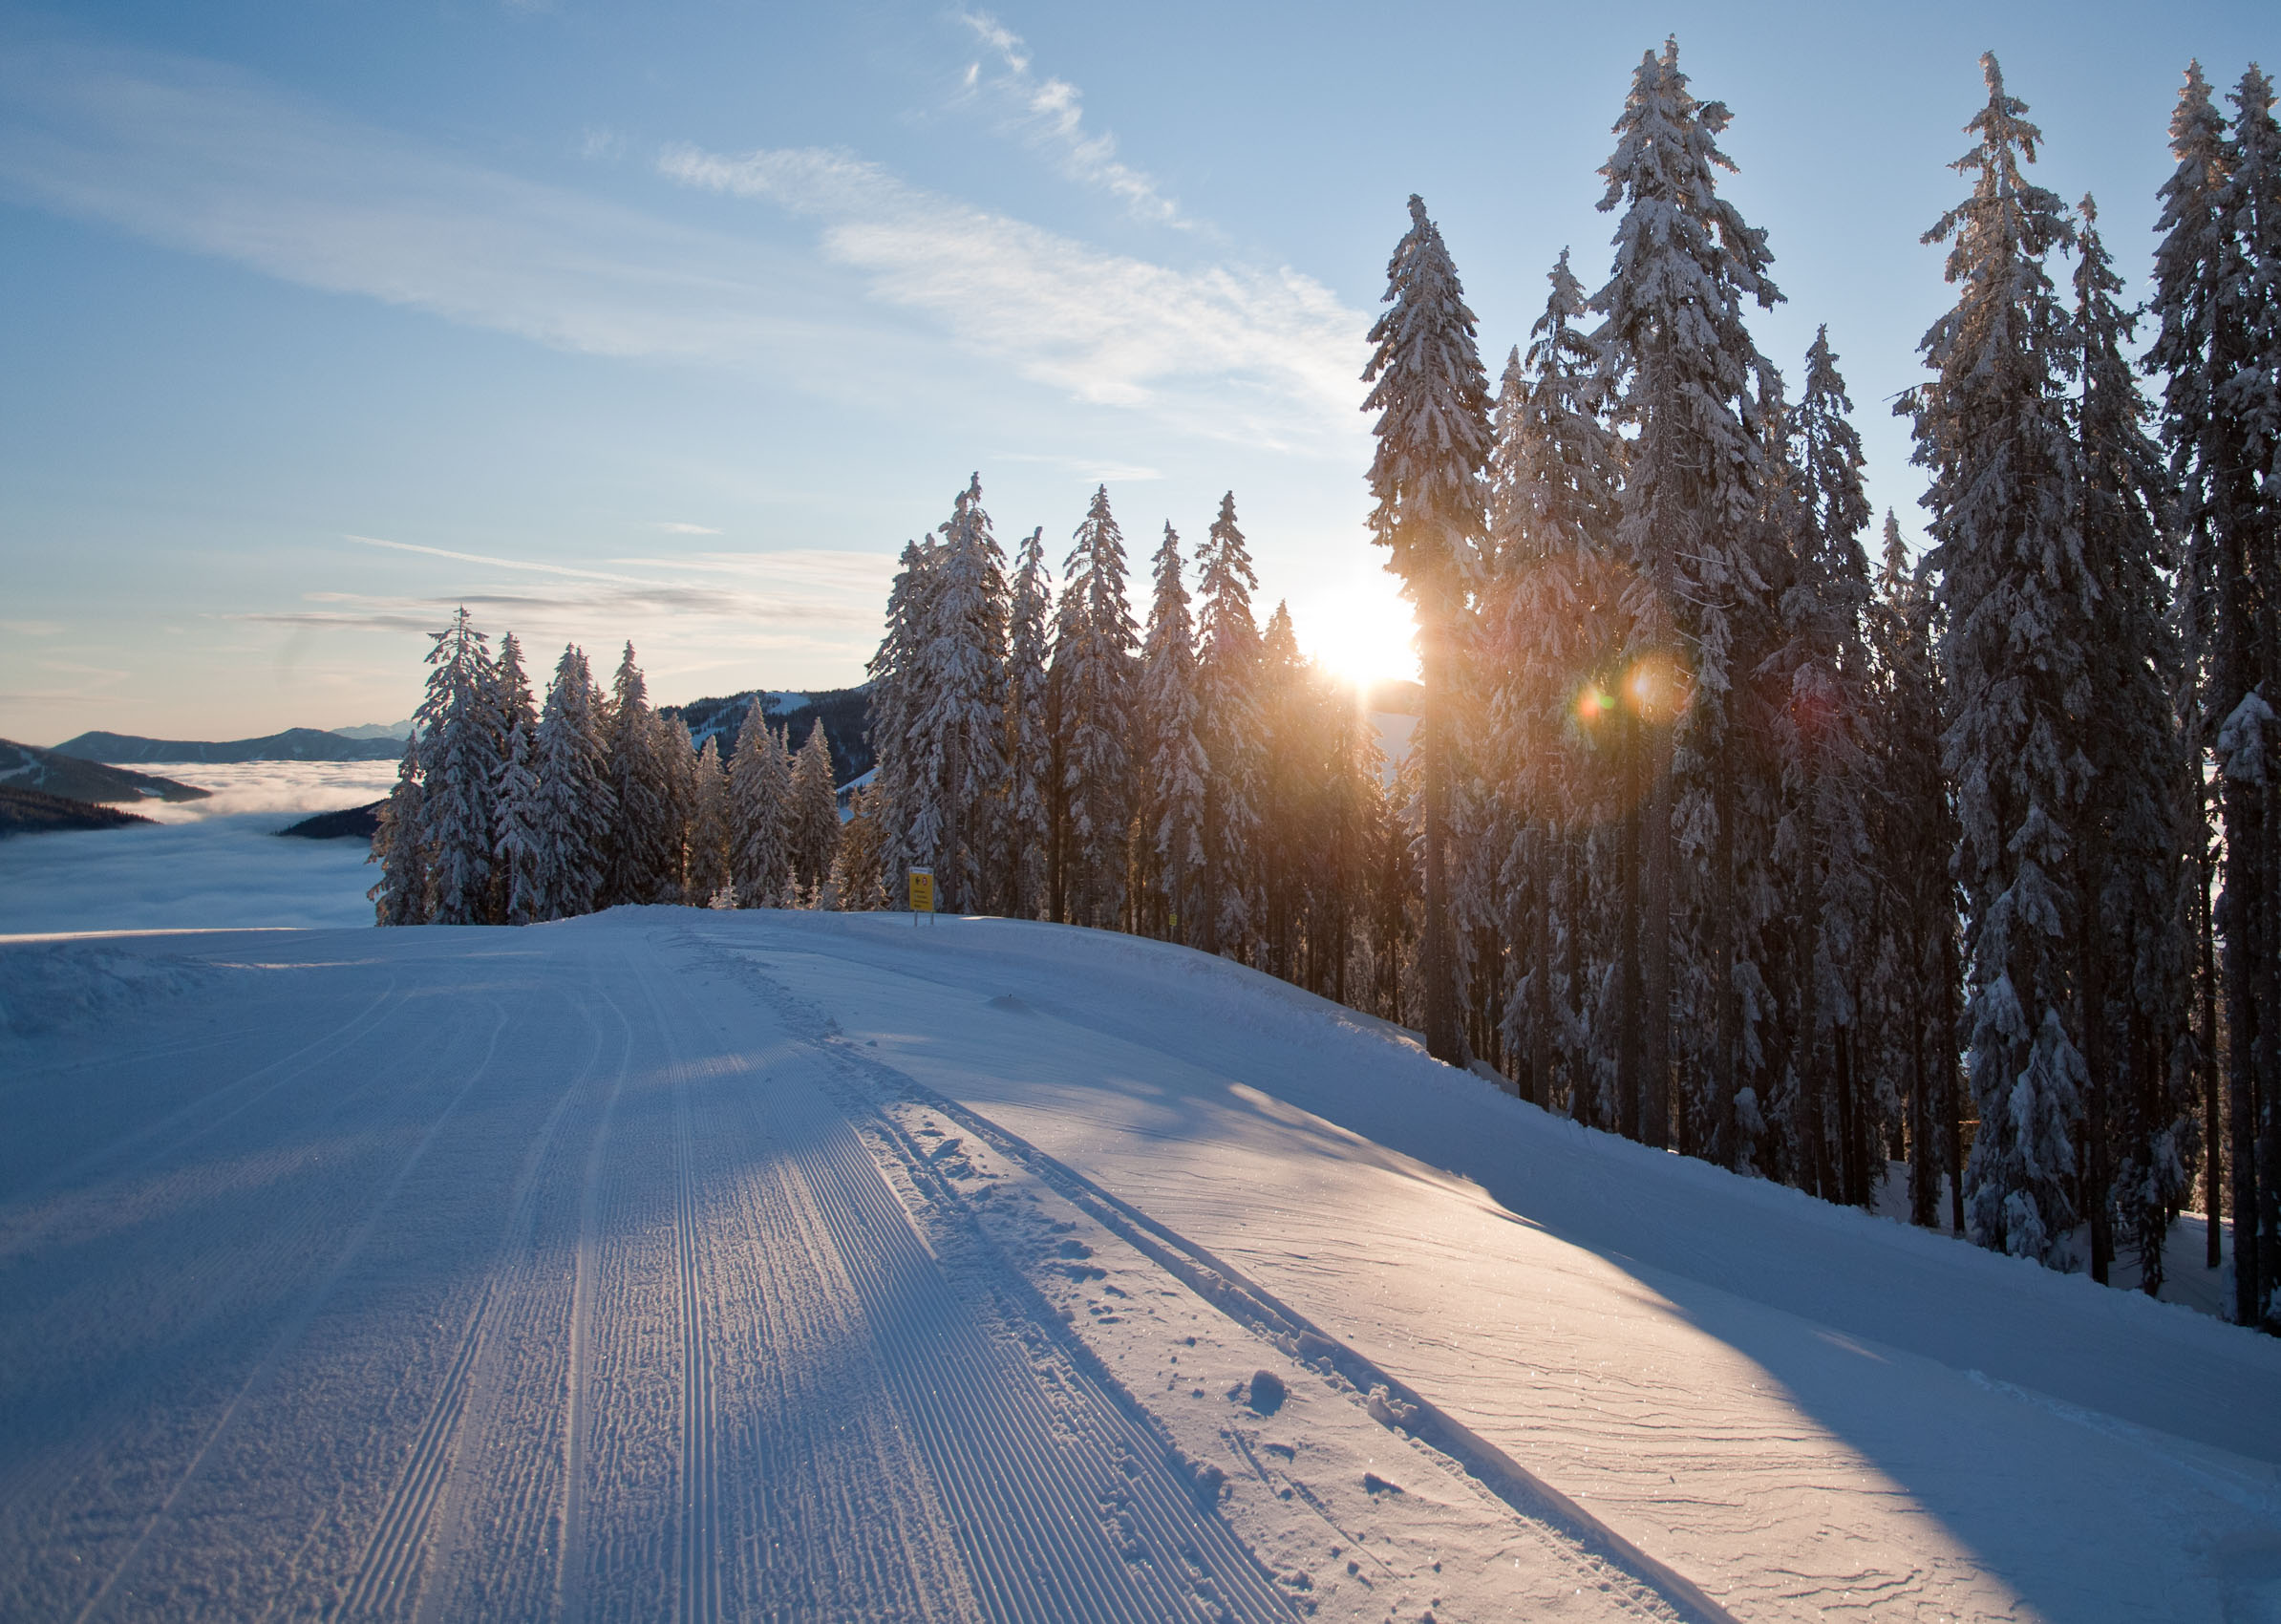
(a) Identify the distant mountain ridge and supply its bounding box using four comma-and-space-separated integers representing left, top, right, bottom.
53, 728, 405, 764
665, 685, 874, 787
0, 740, 210, 804
0, 784, 155, 838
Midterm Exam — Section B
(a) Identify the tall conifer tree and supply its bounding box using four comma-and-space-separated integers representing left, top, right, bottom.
1591, 38, 1781, 1147
2076, 196, 2196, 1291
528, 645, 614, 921
1004, 526, 1055, 919
1195, 493, 1266, 957
1363, 195, 1493, 1064
416, 608, 502, 927
1051, 486, 1139, 929
1139, 522, 1206, 942
1908, 54, 2089, 1264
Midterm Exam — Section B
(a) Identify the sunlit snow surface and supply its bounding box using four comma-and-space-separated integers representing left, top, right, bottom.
4, 908, 2279, 1622
0, 760, 394, 934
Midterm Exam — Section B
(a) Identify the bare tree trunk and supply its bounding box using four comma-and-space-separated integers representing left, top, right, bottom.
1527, 832, 1553, 1109
1910, 1011, 1937, 1227
1944, 924, 1965, 1236
1640, 723, 1673, 1149
1617, 727, 1644, 1141
1798, 910, 1825, 1200
2203, 844, 2224, 1270
1418, 594, 1465, 1065
2226, 782, 2263, 1324
1710, 779, 1737, 1167
2081, 925, 2114, 1286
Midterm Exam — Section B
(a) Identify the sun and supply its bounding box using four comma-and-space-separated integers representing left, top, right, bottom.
1291, 575, 1420, 697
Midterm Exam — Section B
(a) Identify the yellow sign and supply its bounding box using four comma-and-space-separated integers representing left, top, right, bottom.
907, 866, 935, 914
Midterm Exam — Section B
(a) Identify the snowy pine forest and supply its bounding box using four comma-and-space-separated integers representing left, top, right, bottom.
371, 45, 2281, 1334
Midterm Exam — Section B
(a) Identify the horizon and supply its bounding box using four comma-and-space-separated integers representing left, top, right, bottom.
2, 0, 2269, 741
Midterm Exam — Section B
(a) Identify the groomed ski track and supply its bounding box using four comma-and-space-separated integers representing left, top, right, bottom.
0, 918, 1304, 1622
5, 908, 2280, 1622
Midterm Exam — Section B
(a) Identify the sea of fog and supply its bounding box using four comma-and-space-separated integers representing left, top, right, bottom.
0, 761, 398, 936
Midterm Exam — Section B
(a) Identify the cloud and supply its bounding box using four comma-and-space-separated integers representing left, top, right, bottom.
286, 536, 899, 638
660, 143, 1366, 451
0, 32, 860, 371
0, 621, 67, 637
996, 453, 1163, 482
952, 11, 1183, 228
0, 28, 1366, 457
650, 521, 722, 535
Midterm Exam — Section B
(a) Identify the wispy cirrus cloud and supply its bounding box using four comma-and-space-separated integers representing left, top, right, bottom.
0, 32, 862, 372
283, 535, 899, 644
659, 143, 1365, 452
650, 521, 722, 535
0, 28, 1366, 455
952, 11, 1183, 227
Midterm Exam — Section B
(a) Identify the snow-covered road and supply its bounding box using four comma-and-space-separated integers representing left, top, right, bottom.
4, 909, 2278, 1622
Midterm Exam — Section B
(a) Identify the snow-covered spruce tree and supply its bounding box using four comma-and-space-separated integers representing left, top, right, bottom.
1254, 603, 1309, 980
909, 475, 1009, 913
527, 645, 614, 921
493, 632, 544, 926
415, 607, 503, 926
598, 644, 676, 908
1362, 194, 1494, 1065
786, 718, 841, 895
2153, 56, 2262, 1314
1137, 522, 1206, 942
1907, 54, 2090, 1266
1863, 515, 1964, 1230
655, 715, 701, 903
830, 784, 889, 910
369, 728, 430, 925
1766, 331, 1877, 1200
2219, 65, 2281, 1327
1591, 38, 1782, 1148
2076, 196, 2198, 1292
868, 536, 940, 904
1195, 492, 1266, 958
1487, 251, 1628, 1111
1003, 525, 1055, 919
1050, 485, 1139, 929
728, 700, 791, 908
686, 733, 732, 907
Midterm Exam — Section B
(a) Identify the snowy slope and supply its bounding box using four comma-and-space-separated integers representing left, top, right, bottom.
2, 910, 2276, 1622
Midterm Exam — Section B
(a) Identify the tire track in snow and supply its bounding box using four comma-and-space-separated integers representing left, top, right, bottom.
326, 984, 617, 1624
67, 999, 510, 1624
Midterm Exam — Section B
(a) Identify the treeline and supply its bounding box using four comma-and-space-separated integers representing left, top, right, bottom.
370, 623, 862, 922
868, 477, 1417, 1007
872, 45, 2281, 1327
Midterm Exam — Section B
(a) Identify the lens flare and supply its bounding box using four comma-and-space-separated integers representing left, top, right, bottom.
1624, 652, 1693, 726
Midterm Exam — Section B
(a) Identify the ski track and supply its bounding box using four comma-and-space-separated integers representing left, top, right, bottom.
1, 922, 1314, 1620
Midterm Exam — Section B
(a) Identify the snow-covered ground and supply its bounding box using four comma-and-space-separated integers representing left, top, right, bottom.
0, 761, 394, 934
3, 909, 2277, 1621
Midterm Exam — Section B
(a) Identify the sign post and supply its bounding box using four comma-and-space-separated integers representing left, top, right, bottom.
907, 865, 935, 924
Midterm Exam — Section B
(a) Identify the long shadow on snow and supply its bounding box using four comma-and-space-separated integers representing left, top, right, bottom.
723, 910, 2281, 1622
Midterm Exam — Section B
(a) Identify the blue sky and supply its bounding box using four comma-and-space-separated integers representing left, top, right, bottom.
0, 0, 2267, 742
